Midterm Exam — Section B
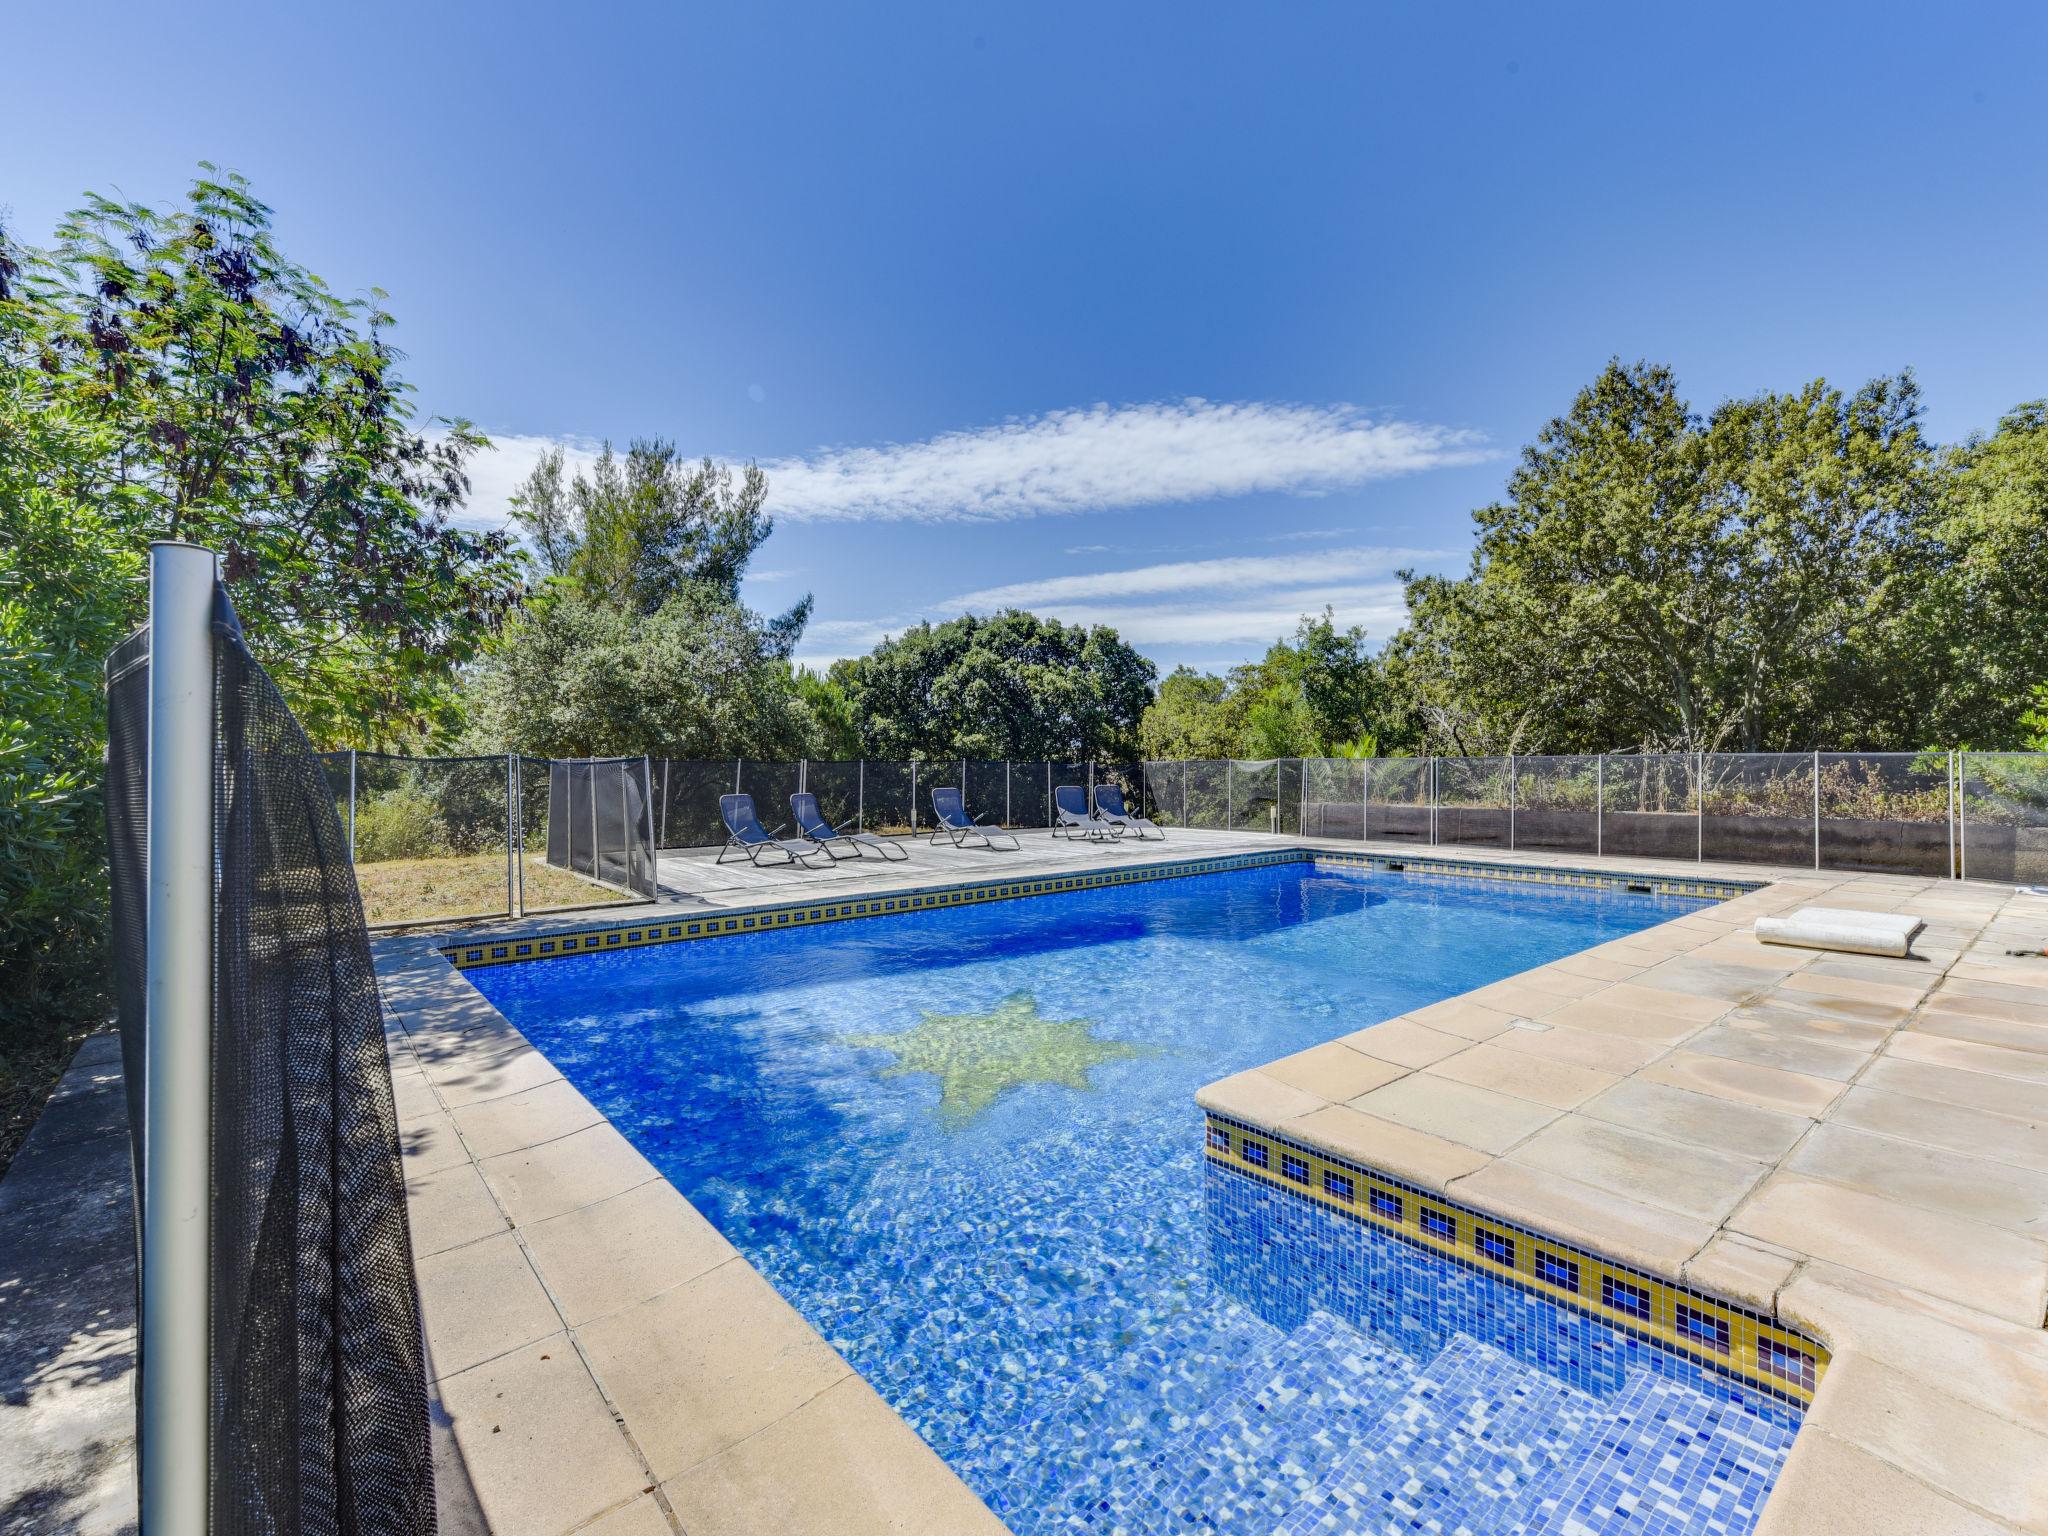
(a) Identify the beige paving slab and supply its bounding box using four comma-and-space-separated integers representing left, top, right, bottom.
1680, 1022, 1876, 1082
1806, 1352, 2048, 1533
434, 1336, 652, 1536
577, 1258, 852, 1481
451, 1077, 608, 1160
1422, 1042, 1618, 1109
1783, 1123, 2048, 1236
1403, 995, 1519, 1040
1682, 1235, 1800, 1312
1505, 1116, 1768, 1224
399, 1101, 473, 1178
406, 1161, 509, 1257
1922, 989, 2048, 1026
1631, 957, 1793, 1004
1829, 1084, 2048, 1175
576, 1495, 676, 1536
1887, 1030, 2048, 1084
1913, 1008, 2048, 1053
1753, 1425, 2020, 1536
479, 1122, 660, 1227
1194, 1068, 1328, 1126
417, 1231, 563, 1381
1732, 1173, 2048, 1325
1443, 1160, 1713, 1277
430, 1045, 567, 1110
1533, 995, 1705, 1043
1349, 1073, 1561, 1156
1717, 1000, 1892, 1050
1639, 1049, 1847, 1117
1482, 1020, 1666, 1074
1339, 1016, 1469, 1068
661, 1376, 1006, 1536
1259, 1040, 1408, 1101
1579, 1077, 1813, 1162
1751, 985, 1912, 1029
522, 1179, 739, 1326
1862, 1055, 2048, 1121
1283, 1104, 1491, 1190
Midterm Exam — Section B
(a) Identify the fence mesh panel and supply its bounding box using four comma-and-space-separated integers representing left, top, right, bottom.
1364, 757, 1430, 842
345, 752, 511, 926
1008, 761, 1054, 828
964, 759, 1010, 826
1436, 757, 1510, 848
1962, 753, 2048, 883
1300, 758, 1364, 840
1226, 760, 1281, 832
650, 759, 732, 849
1820, 753, 1953, 876
539, 757, 657, 901
1700, 752, 1814, 867
736, 760, 802, 837
1142, 762, 1187, 828
107, 603, 433, 1536
803, 759, 862, 832
861, 760, 914, 835
1513, 755, 1600, 854
1601, 754, 1699, 860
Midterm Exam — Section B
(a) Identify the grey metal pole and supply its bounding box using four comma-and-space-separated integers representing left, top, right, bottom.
506, 754, 517, 916
1362, 757, 1371, 843
1696, 753, 1704, 863
911, 761, 918, 835
589, 759, 600, 881
1596, 755, 1604, 858
643, 755, 658, 897
1005, 760, 1012, 828
347, 747, 357, 861
858, 759, 866, 834
1949, 751, 1958, 879
1226, 759, 1233, 830
142, 540, 215, 1536
513, 756, 526, 917
1813, 750, 1821, 870
733, 757, 742, 794
1959, 753, 1969, 880
1509, 754, 1517, 850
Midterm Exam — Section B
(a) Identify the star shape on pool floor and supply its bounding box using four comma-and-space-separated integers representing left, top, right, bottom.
845, 990, 1149, 1126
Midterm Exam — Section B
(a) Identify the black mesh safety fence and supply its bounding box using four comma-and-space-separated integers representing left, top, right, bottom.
1364, 757, 1430, 842
861, 760, 915, 835
1601, 754, 1700, 861
539, 757, 658, 898
1141, 762, 1187, 829
736, 760, 803, 835
801, 759, 863, 832
1701, 752, 1815, 867
106, 595, 434, 1536
1226, 759, 1283, 833
1183, 760, 1228, 830
649, 759, 733, 850
1008, 761, 1054, 829
1096, 761, 1148, 824
1436, 756, 1511, 848
345, 752, 514, 926
1512, 755, 1601, 855
964, 759, 1010, 827
1820, 752, 1953, 877
1961, 753, 2048, 884
1301, 758, 1365, 840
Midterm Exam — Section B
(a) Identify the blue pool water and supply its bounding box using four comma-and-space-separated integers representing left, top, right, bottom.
470, 862, 1801, 1535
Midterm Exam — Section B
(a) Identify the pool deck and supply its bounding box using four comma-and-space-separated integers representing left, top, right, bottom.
175, 832, 2048, 1533
376, 831, 2048, 1534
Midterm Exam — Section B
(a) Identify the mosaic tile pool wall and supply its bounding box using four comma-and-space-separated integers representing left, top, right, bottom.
464, 860, 1804, 1535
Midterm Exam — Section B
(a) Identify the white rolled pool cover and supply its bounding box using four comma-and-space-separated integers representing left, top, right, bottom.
1755, 905, 1924, 957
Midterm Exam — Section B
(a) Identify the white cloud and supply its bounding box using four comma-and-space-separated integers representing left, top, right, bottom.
448, 431, 603, 532
763, 399, 1486, 523
941, 546, 1437, 610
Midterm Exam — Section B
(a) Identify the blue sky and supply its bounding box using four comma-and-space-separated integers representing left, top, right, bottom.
7, 2, 2045, 674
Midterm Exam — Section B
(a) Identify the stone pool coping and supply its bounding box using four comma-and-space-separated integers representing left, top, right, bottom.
384, 833, 2048, 1535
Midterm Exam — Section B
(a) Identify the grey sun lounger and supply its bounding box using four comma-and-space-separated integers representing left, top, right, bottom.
717, 792, 826, 866
929, 786, 1020, 849
1053, 783, 1119, 841
790, 791, 909, 861
1092, 783, 1162, 840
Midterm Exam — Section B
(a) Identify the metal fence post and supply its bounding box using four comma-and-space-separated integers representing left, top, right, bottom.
506, 754, 518, 916
1949, 750, 1958, 879
1508, 753, 1517, 850
911, 761, 918, 835
1959, 752, 1969, 880
1596, 755, 1604, 857
347, 747, 358, 861
1813, 750, 1821, 870
512, 755, 526, 916
858, 759, 866, 833
1362, 757, 1371, 842
1005, 760, 1013, 828
643, 755, 658, 897
1227, 759, 1234, 830
1696, 752, 1704, 863
142, 540, 215, 1536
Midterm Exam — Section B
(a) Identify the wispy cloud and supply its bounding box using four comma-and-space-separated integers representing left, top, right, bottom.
942, 546, 1437, 611
764, 399, 1486, 523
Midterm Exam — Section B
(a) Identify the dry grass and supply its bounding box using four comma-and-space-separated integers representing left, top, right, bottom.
353, 852, 628, 927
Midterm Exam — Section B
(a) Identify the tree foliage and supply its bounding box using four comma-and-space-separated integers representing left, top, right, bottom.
1139, 609, 1379, 759
833, 611, 1156, 759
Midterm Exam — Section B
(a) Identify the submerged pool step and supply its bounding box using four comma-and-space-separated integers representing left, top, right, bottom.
1052, 1309, 1414, 1534
1520, 1370, 1800, 1536
1273, 1332, 1599, 1536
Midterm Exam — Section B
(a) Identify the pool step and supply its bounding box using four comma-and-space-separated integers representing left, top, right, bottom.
1273, 1332, 1599, 1536
1519, 1369, 1800, 1536
1053, 1308, 1414, 1534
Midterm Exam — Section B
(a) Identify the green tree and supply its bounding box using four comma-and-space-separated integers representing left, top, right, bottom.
834, 611, 1156, 759
1382, 360, 1935, 753
15, 170, 523, 745
1138, 610, 1382, 759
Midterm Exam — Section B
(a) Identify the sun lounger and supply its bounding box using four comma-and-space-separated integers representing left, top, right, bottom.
1092, 783, 1162, 840
929, 786, 1019, 849
790, 791, 908, 861
1053, 783, 1118, 841
1755, 906, 1924, 958
717, 792, 825, 866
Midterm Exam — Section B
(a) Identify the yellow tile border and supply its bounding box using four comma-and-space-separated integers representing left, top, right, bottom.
1204, 1112, 1826, 1407
440, 849, 1759, 970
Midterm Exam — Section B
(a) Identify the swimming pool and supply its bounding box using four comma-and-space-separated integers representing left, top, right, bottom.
468, 861, 1801, 1535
